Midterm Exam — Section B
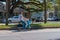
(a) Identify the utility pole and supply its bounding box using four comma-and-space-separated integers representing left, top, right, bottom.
44, 0, 47, 23
6, 0, 10, 25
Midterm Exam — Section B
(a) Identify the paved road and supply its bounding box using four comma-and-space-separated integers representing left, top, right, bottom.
0, 28, 60, 40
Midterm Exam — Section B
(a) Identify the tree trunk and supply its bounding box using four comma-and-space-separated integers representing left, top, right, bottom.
44, 0, 47, 23
6, 0, 10, 25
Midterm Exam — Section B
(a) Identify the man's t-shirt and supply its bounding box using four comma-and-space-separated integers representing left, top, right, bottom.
19, 14, 29, 22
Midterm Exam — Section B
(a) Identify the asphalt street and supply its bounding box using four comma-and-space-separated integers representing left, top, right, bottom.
0, 28, 60, 40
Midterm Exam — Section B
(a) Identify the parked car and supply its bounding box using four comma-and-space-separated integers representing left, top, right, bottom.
47, 18, 53, 21
47, 17, 56, 21
36, 17, 43, 22
2, 16, 20, 23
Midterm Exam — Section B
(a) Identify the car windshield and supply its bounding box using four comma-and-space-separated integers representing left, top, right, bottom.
14, 16, 18, 18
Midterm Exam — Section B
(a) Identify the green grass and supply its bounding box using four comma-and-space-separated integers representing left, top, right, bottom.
0, 25, 15, 29
41, 22, 60, 27
31, 22, 60, 28
0, 22, 60, 29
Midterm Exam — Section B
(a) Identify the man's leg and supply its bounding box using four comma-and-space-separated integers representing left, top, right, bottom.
21, 21, 26, 30
27, 20, 31, 30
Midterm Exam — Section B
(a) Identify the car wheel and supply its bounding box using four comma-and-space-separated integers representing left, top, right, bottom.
9, 20, 11, 23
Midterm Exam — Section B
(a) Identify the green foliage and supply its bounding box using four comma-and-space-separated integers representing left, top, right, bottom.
22, 0, 43, 12
46, 1, 54, 11
55, 0, 60, 11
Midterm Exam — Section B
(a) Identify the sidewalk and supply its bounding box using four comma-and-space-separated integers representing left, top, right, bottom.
0, 28, 60, 40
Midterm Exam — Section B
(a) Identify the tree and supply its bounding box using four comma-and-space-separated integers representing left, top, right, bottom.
6, 0, 10, 25
55, 0, 60, 19
6, 0, 43, 25
47, 2, 54, 11
6, 0, 55, 25
43, 0, 47, 23
55, 0, 60, 11
11, 0, 43, 18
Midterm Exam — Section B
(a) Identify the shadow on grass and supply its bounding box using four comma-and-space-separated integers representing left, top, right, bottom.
31, 23, 44, 30
10, 23, 44, 32
11, 23, 44, 29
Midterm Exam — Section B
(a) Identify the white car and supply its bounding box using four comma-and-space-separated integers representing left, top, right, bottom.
3, 16, 20, 23
47, 17, 55, 21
